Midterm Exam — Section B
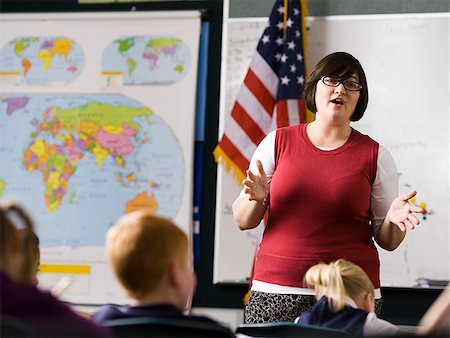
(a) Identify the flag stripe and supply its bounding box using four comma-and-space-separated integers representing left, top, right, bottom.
276, 101, 289, 127
219, 135, 249, 175
249, 52, 279, 97
287, 99, 300, 125
231, 102, 267, 145
287, 100, 298, 125
237, 84, 276, 134
225, 117, 257, 160
298, 99, 306, 123
243, 69, 276, 119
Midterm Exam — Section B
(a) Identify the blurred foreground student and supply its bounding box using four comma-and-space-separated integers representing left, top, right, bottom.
19, 228, 40, 286
0, 200, 110, 337
417, 284, 450, 337
295, 259, 400, 336
92, 210, 234, 335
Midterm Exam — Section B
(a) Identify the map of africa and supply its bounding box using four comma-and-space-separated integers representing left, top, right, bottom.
102, 35, 190, 85
0, 36, 84, 85
0, 94, 184, 248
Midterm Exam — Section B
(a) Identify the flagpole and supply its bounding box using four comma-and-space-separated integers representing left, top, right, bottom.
299, 0, 315, 122
283, 0, 288, 39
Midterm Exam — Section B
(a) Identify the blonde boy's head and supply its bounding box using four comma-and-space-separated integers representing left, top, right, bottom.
106, 211, 189, 300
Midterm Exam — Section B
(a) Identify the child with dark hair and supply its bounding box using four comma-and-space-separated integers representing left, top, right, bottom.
0, 200, 110, 337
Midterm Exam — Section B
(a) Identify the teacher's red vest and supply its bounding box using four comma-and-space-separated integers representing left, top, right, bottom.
253, 123, 381, 288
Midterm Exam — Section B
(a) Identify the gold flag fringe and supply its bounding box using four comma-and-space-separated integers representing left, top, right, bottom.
213, 145, 246, 186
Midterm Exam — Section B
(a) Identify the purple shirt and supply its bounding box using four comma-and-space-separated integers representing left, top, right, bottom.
0, 273, 110, 337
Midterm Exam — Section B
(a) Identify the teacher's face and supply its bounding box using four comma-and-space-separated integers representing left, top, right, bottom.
314, 74, 360, 123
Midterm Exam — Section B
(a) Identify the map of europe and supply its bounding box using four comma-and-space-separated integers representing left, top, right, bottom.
102, 35, 190, 85
0, 36, 84, 85
0, 94, 184, 247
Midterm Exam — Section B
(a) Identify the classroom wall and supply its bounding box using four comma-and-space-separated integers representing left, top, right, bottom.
229, 0, 449, 17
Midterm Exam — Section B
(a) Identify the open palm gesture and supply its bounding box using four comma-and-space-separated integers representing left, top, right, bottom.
387, 190, 425, 232
242, 160, 269, 203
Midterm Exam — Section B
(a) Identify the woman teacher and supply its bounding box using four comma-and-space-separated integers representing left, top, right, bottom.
232, 52, 424, 323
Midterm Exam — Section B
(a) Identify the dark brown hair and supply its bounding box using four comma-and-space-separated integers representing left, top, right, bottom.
0, 200, 37, 284
304, 52, 369, 121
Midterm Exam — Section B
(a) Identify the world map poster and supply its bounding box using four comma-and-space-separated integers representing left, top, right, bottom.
0, 11, 201, 304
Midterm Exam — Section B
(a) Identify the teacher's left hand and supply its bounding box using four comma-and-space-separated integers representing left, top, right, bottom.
387, 190, 425, 232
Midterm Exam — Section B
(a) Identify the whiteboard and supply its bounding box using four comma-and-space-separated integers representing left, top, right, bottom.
214, 13, 450, 287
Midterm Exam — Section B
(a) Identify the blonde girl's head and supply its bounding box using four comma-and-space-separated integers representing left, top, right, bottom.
305, 259, 375, 312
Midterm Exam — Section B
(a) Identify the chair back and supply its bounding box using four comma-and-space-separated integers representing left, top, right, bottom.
104, 316, 235, 337
0, 316, 33, 337
236, 321, 349, 337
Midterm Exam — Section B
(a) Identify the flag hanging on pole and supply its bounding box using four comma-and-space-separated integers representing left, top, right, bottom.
214, 0, 310, 183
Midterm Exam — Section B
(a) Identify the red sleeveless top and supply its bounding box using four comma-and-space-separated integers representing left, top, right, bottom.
253, 123, 381, 288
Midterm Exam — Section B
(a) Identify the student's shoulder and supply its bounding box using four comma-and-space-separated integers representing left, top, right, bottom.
364, 312, 399, 336
11, 293, 112, 337
91, 304, 125, 323
3, 279, 74, 317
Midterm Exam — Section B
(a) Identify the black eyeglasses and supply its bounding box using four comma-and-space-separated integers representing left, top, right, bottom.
321, 76, 362, 91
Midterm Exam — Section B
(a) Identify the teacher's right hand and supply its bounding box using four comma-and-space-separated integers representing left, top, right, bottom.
243, 160, 269, 202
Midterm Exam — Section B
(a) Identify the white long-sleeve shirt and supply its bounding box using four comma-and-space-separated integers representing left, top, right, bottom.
239, 129, 399, 297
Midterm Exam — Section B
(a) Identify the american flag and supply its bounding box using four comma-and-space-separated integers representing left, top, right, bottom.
214, 0, 309, 181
